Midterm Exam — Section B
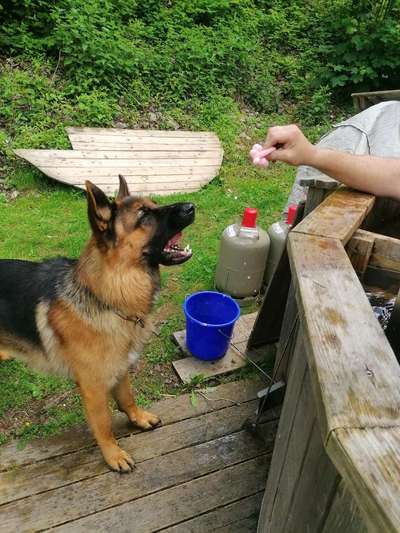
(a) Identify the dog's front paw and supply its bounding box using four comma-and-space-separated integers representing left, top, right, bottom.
103, 445, 135, 473
132, 408, 161, 431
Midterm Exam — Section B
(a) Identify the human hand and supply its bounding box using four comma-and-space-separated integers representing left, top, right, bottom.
262, 124, 316, 167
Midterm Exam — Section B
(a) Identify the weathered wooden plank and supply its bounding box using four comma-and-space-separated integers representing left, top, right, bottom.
0, 433, 268, 532
351, 89, 400, 112
303, 186, 327, 216
346, 230, 375, 274
172, 313, 268, 383
68, 134, 220, 144
15, 150, 222, 160
299, 175, 338, 190
161, 492, 263, 533
66, 141, 221, 150
14, 135, 223, 195
351, 89, 400, 99
16, 149, 219, 166
321, 479, 366, 533
248, 245, 291, 347
0, 401, 279, 505
0, 378, 264, 471
352, 229, 400, 273
327, 427, 400, 533
173, 336, 249, 381
48, 456, 269, 533
67, 127, 218, 138
257, 330, 307, 533
283, 419, 339, 533
22, 158, 220, 169
267, 365, 316, 532
293, 188, 375, 244
215, 516, 258, 532
172, 342, 269, 383
288, 232, 400, 437
272, 282, 298, 382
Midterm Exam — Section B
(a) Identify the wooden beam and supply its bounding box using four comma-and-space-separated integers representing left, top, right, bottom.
328, 427, 400, 533
288, 231, 400, 438
350, 229, 400, 273
293, 188, 375, 245
346, 230, 375, 274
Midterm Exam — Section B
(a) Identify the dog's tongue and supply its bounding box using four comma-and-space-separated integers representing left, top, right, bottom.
166, 232, 182, 248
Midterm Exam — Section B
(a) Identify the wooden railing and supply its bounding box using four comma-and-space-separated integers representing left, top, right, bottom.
257, 188, 400, 532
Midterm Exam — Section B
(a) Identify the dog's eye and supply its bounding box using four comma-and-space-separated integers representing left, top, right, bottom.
137, 208, 153, 225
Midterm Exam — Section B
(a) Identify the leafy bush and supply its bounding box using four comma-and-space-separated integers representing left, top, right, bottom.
1, 0, 399, 126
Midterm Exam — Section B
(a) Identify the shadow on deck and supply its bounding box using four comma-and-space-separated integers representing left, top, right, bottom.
0, 378, 278, 532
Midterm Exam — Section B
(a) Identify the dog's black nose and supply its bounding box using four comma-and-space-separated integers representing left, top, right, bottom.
181, 203, 195, 217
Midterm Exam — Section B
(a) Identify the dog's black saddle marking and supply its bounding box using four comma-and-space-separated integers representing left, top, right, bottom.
0, 258, 76, 348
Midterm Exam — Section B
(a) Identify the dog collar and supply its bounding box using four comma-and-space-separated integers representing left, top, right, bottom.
113, 310, 145, 328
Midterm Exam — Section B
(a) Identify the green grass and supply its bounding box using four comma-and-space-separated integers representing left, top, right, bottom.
0, 98, 331, 446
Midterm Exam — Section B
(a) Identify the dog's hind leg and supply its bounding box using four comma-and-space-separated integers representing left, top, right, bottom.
112, 372, 161, 430
78, 380, 135, 472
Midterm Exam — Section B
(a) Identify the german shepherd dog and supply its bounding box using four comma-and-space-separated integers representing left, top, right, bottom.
0, 175, 195, 471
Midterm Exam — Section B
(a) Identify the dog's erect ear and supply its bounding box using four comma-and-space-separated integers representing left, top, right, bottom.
85, 181, 113, 233
117, 174, 130, 201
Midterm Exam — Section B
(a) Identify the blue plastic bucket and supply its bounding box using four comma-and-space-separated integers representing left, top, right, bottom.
183, 291, 241, 361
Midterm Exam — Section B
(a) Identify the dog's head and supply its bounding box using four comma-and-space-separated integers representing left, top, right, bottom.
85, 175, 195, 267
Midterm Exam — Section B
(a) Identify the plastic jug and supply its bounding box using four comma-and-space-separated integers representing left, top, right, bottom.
214, 208, 270, 299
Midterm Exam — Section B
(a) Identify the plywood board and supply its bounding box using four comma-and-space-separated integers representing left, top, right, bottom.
172, 312, 273, 383
14, 129, 223, 196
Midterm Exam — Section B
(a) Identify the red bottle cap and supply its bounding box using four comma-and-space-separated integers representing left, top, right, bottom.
241, 207, 257, 228
287, 204, 297, 226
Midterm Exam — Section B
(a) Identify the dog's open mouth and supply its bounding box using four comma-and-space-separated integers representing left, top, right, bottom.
162, 232, 192, 265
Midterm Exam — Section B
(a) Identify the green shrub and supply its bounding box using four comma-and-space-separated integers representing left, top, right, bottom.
1, 0, 399, 127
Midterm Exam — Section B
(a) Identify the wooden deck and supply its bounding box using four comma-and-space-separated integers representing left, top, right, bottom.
0, 378, 278, 532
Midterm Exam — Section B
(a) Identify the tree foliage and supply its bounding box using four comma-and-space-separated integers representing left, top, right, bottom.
0, 0, 399, 122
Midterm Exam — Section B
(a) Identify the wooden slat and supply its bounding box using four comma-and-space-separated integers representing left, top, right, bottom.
282, 418, 339, 532
69, 133, 219, 145
328, 427, 400, 533
271, 282, 298, 382
49, 456, 269, 533
346, 230, 375, 274
67, 126, 218, 137
0, 378, 263, 471
266, 362, 318, 531
350, 229, 400, 273
258, 331, 307, 532
293, 188, 375, 244
0, 431, 267, 532
15, 155, 221, 168
299, 175, 339, 190
0, 401, 279, 505
351, 89, 400, 99
172, 313, 271, 383
321, 480, 366, 533
14, 149, 222, 160
288, 231, 400, 438
68, 143, 221, 151
161, 492, 263, 533
14, 146, 223, 196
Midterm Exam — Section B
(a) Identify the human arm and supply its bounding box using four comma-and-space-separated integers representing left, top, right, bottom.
262, 124, 400, 200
